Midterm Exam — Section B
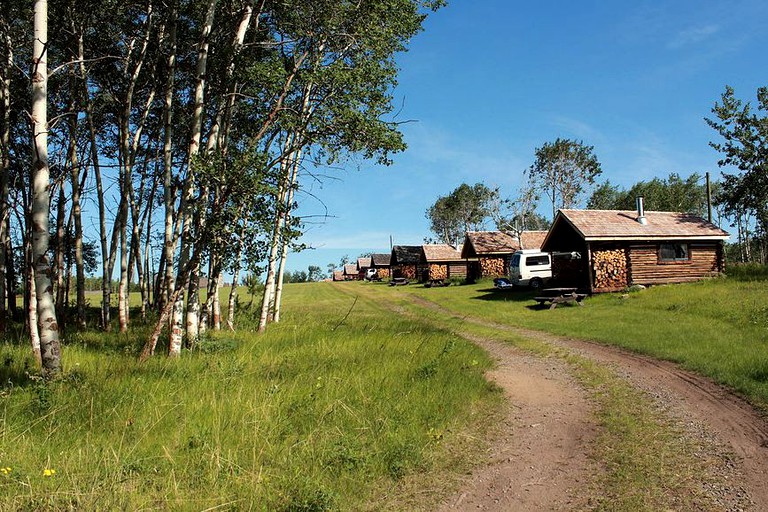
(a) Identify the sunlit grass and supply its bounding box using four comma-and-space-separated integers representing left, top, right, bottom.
397, 277, 768, 411
0, 282, 500, 510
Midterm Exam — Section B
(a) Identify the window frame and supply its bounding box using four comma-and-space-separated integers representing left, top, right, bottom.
658, 243, 691, 264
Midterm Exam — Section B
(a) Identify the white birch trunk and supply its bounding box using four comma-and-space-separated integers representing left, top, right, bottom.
31, 0, 61, 376
0, 32, 11, 327
180, 0, 218, 350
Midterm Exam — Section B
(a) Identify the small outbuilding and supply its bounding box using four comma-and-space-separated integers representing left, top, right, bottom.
370, 253, 392, 280
541, 204, 729, 293
461, 230, 548, 280
390, 245, 422, 280
420, 244, 472, 282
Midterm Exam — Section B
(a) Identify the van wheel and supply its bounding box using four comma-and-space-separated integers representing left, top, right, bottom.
530, 278, 543, 290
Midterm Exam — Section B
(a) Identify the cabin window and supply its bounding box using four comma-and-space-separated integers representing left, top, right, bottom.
659, 243, 689, 262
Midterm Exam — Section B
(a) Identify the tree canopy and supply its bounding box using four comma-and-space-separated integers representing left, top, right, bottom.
426, 183, 499, 247
526, 138, 602, 220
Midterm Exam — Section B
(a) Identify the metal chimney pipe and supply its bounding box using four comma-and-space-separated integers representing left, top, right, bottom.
636, 196, 647, 225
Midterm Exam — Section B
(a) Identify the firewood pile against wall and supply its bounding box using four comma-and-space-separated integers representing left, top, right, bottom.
480, 257, 506, 277
429, 264, 448, 280
592, 249, 628, 289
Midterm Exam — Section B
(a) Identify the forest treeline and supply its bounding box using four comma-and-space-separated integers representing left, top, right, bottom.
0, 0, 443, 375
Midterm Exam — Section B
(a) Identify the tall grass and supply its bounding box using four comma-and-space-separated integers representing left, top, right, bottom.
0, 283, 500, 510
397, 277, 768, 411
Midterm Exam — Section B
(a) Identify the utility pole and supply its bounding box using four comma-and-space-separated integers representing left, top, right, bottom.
706, 171, 713, 223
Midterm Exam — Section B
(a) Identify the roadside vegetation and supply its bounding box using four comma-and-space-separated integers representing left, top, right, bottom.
0, 284, 500, 510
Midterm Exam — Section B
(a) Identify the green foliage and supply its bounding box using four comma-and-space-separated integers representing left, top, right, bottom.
426, 183, 499, 246
587, 173, 709, 216
707, 85, 768, 264
526, 138, 602, 220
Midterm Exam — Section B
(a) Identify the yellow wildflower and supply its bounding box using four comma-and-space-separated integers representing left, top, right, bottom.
43, 468, 56, 477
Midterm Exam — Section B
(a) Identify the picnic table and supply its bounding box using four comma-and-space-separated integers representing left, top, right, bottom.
534, 287, 587, 309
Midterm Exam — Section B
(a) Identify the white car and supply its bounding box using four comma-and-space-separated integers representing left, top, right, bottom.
365, 268, 379, 281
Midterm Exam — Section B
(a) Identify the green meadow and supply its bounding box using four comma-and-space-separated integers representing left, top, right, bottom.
0, 284, 500, 510
395, 274, 768, 412
1, 273, 767, 510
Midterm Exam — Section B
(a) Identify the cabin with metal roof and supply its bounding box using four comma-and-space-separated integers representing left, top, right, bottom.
540, 202, 729, 293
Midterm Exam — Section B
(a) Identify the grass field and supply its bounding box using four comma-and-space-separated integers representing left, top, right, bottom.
396, 275, 768, 412
1, 274, 766, 510
0, 284, 501, 510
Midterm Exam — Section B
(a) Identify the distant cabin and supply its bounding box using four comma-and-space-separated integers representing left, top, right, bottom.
541, 208, 729, 293
356, 257, 372, 280
420, 244, 472, 281
390, 245, 422, 280
342, 263, 360, 281
461, 230, 548, 280
370, 253, 391, 279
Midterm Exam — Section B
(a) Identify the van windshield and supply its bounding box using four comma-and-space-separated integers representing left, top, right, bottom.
510, 254, 521, 267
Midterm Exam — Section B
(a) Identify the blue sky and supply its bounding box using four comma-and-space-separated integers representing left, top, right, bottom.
288, 0, 768, 274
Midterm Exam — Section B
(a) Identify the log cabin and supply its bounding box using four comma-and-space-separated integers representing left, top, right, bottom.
540, 201, 729, 293
342, 263, 360, 281
356, 257, 372, 280
370, 253, 391, 280
461, 230, 548, 280
420, 244, 474, 282
390, 245, 422, 280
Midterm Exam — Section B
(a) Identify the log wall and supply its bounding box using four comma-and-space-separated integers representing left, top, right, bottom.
447, 262, 468, 278
628, 243, 722, 285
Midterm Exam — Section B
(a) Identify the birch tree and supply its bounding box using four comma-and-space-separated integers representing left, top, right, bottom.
31, 0, 61, 376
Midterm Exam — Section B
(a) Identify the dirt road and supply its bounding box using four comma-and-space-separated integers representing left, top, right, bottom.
410, 296, 768, 511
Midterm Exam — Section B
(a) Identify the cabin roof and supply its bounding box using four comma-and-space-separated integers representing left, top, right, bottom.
422, 244, 463, 262
391, 245, 422, 265
370, 253, 391, 267
542, 209, 729, 249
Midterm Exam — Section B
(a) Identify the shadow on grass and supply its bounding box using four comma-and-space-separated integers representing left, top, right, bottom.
472, 287, 538, 303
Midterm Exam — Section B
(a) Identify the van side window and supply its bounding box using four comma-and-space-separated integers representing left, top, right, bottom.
525, 256, 549, 266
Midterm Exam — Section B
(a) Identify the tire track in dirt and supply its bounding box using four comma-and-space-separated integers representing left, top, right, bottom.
408, 294, 768, 510
436, 332, 597, 511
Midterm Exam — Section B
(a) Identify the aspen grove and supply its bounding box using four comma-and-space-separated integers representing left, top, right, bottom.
0, 0, 443, 372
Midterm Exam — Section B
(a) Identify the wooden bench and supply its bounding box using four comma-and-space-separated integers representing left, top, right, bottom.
389, 277, 409, 286
534, 288, 587, 309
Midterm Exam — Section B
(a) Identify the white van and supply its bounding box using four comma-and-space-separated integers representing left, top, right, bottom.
509, 249, 552, 289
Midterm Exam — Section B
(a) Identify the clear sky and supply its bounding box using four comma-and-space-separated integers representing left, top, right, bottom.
288, 0, 767, 274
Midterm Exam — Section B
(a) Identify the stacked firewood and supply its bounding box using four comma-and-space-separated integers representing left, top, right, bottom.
480, 257, 506, 277
429, 264, 448, 280
377, 268, 391, 279
400, 265, 417, 280
592, 249, 628, 289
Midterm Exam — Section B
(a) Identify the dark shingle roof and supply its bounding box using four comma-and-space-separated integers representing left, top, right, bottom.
391, 245, 422, 265
370, 253, 391, 267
